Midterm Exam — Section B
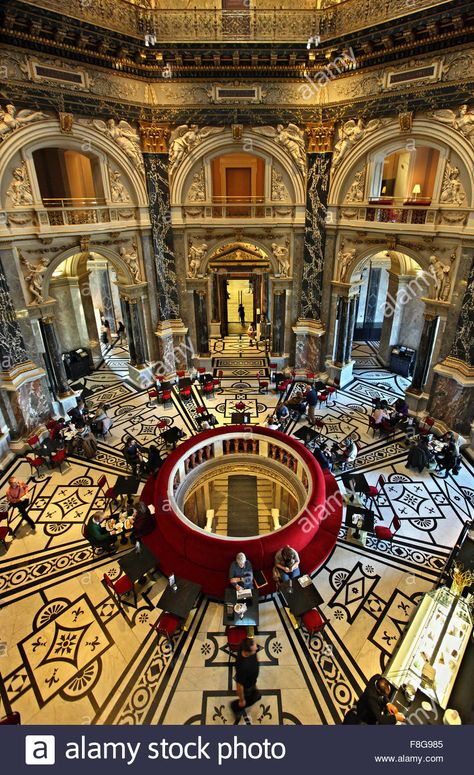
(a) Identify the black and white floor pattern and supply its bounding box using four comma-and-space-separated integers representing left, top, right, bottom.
0, 339, 472, 725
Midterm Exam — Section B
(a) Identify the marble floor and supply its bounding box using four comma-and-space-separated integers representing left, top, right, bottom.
0, 338, 473, 725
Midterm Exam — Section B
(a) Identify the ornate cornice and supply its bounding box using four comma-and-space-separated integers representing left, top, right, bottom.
139, 122, 170, 154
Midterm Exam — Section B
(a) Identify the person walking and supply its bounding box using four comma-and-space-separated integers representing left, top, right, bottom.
6, 475, 35, 532
305, 386, 318, 426
231, 638, 261, 717
238, 303, 245, 327
116, 321, 126, 344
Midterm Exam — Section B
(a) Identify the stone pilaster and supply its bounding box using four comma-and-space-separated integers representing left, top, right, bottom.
39, 315, 72, 397
194, 290, 210, 357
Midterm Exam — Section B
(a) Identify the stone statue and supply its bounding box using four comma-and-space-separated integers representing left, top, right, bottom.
430, 104, 474, 144
93, 119, 144, 173
7, 162, 33, 206
20, 253, 50, 304
344, 169, 365, 203
333, 118, 382, 166
440, 162, 466, 206
429, 255, 451, 302
336, 246, 356, 282
271, 169, 289, 201
253, 124, 306, 173
109, 169, 130, 202
169, 125, 223, 173
271, 242, 290, 277
0, 103, 47, 140
187, 241, 208, 278
187, 168, 205, 201
120, 242, 141, 283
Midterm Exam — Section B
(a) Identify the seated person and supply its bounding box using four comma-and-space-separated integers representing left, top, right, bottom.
275, 402, 290, 423
131, 501, 155, 542
229, 552, 253, 590
393, 397, 409, 418
69, 398, 89, 428
406, 437, 432, 473
313, 443, 332, 471
286, 394, 307, 420
90, 403, 111, 435
274, 545, 300, 581
372, 403, 390, 425
265, 415, 280, 431
356, 675, 405, 725
86, 511, 116, 551
334, 438, 358, 469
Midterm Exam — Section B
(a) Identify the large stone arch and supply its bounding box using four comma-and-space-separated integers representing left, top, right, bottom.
329, 117, 474, 208
198, 235, 279, 277
0, 118, 149, 208
42, 242, 137, 299
342, 241, 428, 285
170, 128, 306, 206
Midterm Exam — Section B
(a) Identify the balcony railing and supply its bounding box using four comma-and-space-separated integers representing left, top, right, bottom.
22, 0, 451, 42
338, 202, 471, 228
181, 198, 297, 220
0, 202, 139, 231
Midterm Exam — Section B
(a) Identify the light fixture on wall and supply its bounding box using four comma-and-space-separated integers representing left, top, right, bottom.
412, 183, 421, 200
381, 186, 387, 195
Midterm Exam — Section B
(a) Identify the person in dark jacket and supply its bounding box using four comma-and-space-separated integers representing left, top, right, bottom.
313, 444, 332, 471
434, 442, 458, 478
131, 502, 155, 542
231, 638, 261, 715
356, 675, 405, 725
406, 438, 430, 473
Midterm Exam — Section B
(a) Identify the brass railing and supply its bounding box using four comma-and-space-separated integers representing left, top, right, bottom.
20, 0, 451, 42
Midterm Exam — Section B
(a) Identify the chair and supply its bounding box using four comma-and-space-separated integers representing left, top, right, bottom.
317, 391, 329, 409
161, 390, 172, 408
277, 379, 290, 397
203, 382, 214, 398
150, 611, 181, 645
419, 416, 435, 436
225, 626, 248, 662
157, 419, 168, 437
197, 367, 206, 375
179, 387, 192, 402
306, 372, 315, 381
97, 474, 118, 513
257, 371, 269, 394
51, 448, 68, 472
26, 435, 40, 450
196, 405, 207, 417
374, 515, 401, 544
368, 416, 380, 437
367, 474, 386, 506
301, 608, 326, 645
104, 572, 137, 608
380, 418, 396, 438
313, 420, 326, 442
326, 377, 339, 406
147, 387, 159, 407
26, 454, 47, 479
0, 511, 11, 551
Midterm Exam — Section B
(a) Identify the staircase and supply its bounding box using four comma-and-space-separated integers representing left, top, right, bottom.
210, 474, 274, 535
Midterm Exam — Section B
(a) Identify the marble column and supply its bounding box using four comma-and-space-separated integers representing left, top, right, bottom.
0, 259, 51, 442
39, 316, 71, 396
362, 266, 381, 338
272, 290, 286, 356
129, 300, 146, 367
335, 296, 350, 365
209, 270, 221, 338
98, 266, 116, 333
344, 294, 358, 364
77, 269, 102, 365
139, 123, 188, 376
194, 290, 210, 356
409, 313, 439, 393
120, 296, 137, 365
428, 256, 474, 448
294, 123, 334, 373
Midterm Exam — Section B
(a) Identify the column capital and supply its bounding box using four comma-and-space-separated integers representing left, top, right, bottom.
305, 122, 335, 153
139, 122, 171, 153
41, 314, 56, 325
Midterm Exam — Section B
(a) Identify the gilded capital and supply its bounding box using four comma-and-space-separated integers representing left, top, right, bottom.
305, 122, 335, 153
139, 122, 171, 153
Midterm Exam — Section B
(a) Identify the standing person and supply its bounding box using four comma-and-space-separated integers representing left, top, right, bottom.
238, 303, 245, 327
123, 436, 143, 476
305, 385, 318, 426
231, 638, 261, 716
116, 321, 126, 344
5, 475, 35, 531
247, 323, 255, 346
356, 675, 405, 725
434, 441, 458, 478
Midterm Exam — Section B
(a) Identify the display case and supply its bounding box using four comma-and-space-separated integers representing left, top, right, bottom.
385, 587, 473, 710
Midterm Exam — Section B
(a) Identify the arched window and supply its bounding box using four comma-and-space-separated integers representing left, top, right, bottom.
33, 148, 105, 206
370, 146, 440, 203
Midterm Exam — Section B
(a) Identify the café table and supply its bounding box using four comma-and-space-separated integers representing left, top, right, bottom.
199, 373, 214, 385
279, 577, 323, 618
223, 588, 259, 628
345, 504, 375, 544
118, 544, 158, 584
341, 472, 370, 500
114, 475, 140, 508
104, 511, 135, 545
231, 412, 251, 424
162, 427, 183, 449
294, 426, 319, 446
157, 577, 202, 619
178, 377, 192, 390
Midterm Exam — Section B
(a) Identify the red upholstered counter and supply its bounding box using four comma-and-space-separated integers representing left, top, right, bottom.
142, 425, 342, 598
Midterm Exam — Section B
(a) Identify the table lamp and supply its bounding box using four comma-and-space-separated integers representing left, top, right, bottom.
412, 184, 421, 200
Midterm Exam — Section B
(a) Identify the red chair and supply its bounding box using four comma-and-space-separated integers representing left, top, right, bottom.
301, 608, 326, 645
196, 406, 207, 416
51, 448, 68, 472
97, 475, 117, 513
419, 416, 435, 436
26, 435, 40, 450
81, 523, 102, 556
0, 511, 11, 551
374, 515, 401, 544
326, 378, 339, 406
157, 419, 168, 437
104, 573, 137, 608
161, 390, 172, 408
257, 371, 269, 394
277, 379, 290, 397
203, 382, 214, 398
176, 370, 186, 378
26, 454, 47, 479
225, 626, 248, 662
150, 611, 181, 646
198, 367, 206, 375
367, 474, 386, 506
317, 391, 329, 409
313, 420, 325, 442
179, 387, 192, 402
306, 372, 315, 381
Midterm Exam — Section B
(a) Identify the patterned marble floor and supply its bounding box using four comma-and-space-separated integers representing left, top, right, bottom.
0, 339, 473, 725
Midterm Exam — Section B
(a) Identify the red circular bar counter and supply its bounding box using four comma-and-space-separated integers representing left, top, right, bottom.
141, 425, 343, 598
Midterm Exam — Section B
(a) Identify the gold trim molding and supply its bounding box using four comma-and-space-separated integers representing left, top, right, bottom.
305, 122, 335, 154
139, 122, 170, 154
